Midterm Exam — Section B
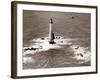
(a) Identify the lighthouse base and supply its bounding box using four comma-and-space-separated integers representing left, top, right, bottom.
49, 40, 56, 44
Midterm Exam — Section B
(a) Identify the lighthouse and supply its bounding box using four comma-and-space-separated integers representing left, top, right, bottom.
49, 18, 55, 44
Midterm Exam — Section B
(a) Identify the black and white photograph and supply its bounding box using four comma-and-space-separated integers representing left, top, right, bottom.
23, 10, 91, 69
11, 1, 97, 78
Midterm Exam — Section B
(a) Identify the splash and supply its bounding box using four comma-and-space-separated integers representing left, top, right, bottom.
71, 45, 90, 63
23, 37, 72, 55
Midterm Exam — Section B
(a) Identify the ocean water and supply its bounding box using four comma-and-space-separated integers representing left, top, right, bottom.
23, 38, 90, 69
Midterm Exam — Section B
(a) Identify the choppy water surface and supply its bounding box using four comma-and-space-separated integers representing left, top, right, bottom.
23, 38, 90, 69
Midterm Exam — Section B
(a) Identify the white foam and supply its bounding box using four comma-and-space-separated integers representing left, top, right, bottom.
71, 45, 90, 62
24, 37, 73, 55
23, 57, 34, 63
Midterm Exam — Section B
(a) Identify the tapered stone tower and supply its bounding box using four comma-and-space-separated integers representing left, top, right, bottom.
49, 18, 55, 44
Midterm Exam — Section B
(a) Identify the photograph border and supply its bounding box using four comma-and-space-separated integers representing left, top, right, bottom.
11, 1, 98, 78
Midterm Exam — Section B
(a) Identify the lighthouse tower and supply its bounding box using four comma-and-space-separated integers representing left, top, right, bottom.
49, 18, 55, 44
